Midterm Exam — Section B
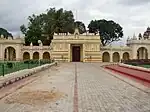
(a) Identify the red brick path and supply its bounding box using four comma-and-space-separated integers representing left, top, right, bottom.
73, 63, 78, 112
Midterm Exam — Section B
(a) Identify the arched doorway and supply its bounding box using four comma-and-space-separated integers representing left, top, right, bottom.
123, 52, 130, 61
23, 52, 30, 60
113, 52, 120, 62
137, 47, 148, 59
4, 47, 16, 61
102, 52, 110, 62
43, 52, 50, 60
33, 52, 39, 60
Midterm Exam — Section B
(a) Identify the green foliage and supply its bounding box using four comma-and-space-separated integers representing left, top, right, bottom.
24, 60, 38, 64
75, 21, 86, 34
20, 8, 86, 45
88, 19, 123, 46
24, 59, 51, 64
7, 62, 13, 68
20, 14, 47, 45
0, 28, 13, 39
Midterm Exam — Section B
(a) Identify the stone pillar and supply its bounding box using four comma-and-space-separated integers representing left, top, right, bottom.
68, 44, 71, 62
148, 53, 150, 59
16, 46, 21, 61
39, 52, 43, 60
30, 53, 33, 60
110, 52, 113, 62
120, 52, 123, 62
7, 49, 9, 60
0, 44, 2, 60
83, 44, 85, 62
148, 48, 150, 59
132, 50, 137, 59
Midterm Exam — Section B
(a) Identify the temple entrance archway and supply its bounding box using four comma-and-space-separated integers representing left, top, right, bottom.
137, 47, 148, 59
23, 52, 30, 60
113, 52, 120, 62
4, 47, 16, 61
102, 52, 110, 62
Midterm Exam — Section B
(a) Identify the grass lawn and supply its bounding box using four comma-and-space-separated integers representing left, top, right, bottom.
138, 64, 150, 68
0, 60, 51, 76
127, 63, 150, 68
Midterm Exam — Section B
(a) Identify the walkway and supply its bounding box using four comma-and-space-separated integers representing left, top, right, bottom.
0, 63, 149, 112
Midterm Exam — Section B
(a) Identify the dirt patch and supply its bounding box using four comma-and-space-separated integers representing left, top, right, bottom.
4, 89, 65, 105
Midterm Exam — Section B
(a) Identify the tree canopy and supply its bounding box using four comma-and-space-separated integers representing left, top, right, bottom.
20, 8, 86, 45
88, 19, 123, 46
0, 28, 13, 39
75, 21, 86, 34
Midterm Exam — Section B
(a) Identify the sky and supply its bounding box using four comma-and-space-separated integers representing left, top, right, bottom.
0, 0, 150, 45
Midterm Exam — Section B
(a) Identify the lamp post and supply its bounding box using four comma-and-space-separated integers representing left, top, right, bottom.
38, 40, 42, 66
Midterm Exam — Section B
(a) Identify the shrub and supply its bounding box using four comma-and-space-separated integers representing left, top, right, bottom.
7, 62, 13, 68
24, 60, 29, 64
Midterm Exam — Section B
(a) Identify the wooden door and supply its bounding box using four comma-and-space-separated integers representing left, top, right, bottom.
72, 46, 80, 62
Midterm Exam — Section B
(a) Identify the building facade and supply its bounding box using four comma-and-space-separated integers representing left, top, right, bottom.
0, 28, 150, 62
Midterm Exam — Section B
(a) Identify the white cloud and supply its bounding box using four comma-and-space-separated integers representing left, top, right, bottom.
0, 0, 150, 44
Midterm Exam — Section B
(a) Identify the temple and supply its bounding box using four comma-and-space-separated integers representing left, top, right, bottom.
0, 27, 150, 62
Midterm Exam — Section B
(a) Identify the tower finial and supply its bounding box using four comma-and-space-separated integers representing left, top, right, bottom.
133, 33, 137, 40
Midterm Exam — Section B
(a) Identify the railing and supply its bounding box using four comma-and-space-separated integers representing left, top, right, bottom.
0, 59, 53, 76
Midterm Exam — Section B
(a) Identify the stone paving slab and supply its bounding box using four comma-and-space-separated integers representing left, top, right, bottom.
101, 66, 150, 93
77, 63, 150, 112
0, 63, 149, 112
0, 63, 74, 112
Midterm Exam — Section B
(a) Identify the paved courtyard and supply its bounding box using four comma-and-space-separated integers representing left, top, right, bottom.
0, 63, 150, 112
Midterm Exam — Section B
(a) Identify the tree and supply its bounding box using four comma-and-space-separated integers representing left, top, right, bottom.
20, 14, 46, 45
0, 28, 13, 39
20, 8, 76, 45
88, 19, 123, 46
20, 25, 27, 35
74, 21, 86, 34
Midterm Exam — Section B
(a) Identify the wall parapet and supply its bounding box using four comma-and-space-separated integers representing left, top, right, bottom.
101, 46, 131, 51
0, 38, 24, 44
22, 46, 52, 50
127, 39, 150, 45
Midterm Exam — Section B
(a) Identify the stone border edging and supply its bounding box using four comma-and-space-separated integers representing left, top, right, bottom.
119, 63, 150, 73
0, 62, 57, 89
105, 66, 150, 83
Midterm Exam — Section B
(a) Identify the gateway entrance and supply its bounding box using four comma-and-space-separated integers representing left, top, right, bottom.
72, 46, 81, 62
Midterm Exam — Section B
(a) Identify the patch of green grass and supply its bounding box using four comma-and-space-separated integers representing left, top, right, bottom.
138, 64, 150, 68
0, 60, 52, 76
127, 63, 150, 68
